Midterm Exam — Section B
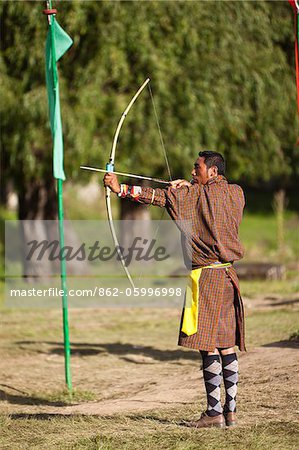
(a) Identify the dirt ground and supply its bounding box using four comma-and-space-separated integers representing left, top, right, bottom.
2, 345, 298, 426
1, 294, 299, 429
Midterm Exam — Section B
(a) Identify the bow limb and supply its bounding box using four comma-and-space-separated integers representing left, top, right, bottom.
106, 78, 150, 289
106, 194, 135, 288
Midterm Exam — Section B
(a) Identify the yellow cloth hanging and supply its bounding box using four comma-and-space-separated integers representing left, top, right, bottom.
181, 263, 232, 336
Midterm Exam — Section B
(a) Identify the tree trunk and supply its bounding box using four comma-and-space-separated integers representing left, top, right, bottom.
18, 177, 57, 221
120, 198, 152, 244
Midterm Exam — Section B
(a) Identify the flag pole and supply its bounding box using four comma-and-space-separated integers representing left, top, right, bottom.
44, 0, 72, 390
57, 178, 72, 390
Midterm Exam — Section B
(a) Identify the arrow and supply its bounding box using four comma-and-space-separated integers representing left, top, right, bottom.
80, 165, 170, 185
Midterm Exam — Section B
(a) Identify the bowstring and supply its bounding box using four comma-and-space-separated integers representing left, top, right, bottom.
148, 83, 172, 181
137, 82, 173, 283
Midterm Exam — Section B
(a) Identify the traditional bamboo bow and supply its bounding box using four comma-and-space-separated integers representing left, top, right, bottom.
83, 78, 172, 287
105, 79, 151, 288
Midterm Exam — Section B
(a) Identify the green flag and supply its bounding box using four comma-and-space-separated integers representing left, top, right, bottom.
45, 18, 73, 180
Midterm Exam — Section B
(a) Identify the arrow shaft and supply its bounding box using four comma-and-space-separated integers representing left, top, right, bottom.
80, 166, 170, 185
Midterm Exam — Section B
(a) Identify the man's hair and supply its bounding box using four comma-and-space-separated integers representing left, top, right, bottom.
198, 151, 226, 176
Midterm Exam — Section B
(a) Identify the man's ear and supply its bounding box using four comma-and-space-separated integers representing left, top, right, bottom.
208, 166, 218, 178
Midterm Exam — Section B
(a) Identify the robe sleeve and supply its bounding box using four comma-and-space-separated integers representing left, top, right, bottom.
118, 183, 200, 221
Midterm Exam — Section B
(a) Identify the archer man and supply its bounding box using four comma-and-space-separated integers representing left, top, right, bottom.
104, 150, 246, 429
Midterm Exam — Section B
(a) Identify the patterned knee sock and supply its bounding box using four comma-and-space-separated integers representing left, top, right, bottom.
201, 354, 223, 417
222, 353, 238, 413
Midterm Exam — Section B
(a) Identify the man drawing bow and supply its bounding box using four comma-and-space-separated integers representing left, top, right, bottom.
104, 150, 246, 429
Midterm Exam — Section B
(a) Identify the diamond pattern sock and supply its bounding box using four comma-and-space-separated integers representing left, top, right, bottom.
222, 353, 238, 413
201, 354, 223, 417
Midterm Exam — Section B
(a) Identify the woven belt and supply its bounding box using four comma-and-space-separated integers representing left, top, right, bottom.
181, 262, 232, 336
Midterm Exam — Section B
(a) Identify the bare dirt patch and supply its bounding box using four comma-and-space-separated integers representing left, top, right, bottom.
1, 345, 298, 425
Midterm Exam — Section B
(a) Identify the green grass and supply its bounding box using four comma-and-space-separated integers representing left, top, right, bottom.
0, 307, 298, 351
246, 309, 299, 347
0, 410, 298, 450
0, 195, 299, 449
0, 306, 298, 449
240, 278, 299, 297
34, 389, 97, 404
289, 329, 299, 341
239, 211, 299, 263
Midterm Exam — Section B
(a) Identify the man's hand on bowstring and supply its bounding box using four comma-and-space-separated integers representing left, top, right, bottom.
170, 179, 193, 189
103, 173, 121, 194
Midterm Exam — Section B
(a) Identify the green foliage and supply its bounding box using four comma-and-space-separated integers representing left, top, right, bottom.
1, 0, 299, 193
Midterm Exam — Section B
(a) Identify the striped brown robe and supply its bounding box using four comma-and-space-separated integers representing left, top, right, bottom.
121, 175, 246, 352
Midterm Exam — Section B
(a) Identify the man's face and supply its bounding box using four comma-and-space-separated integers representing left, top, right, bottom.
191, 157, 218, 185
